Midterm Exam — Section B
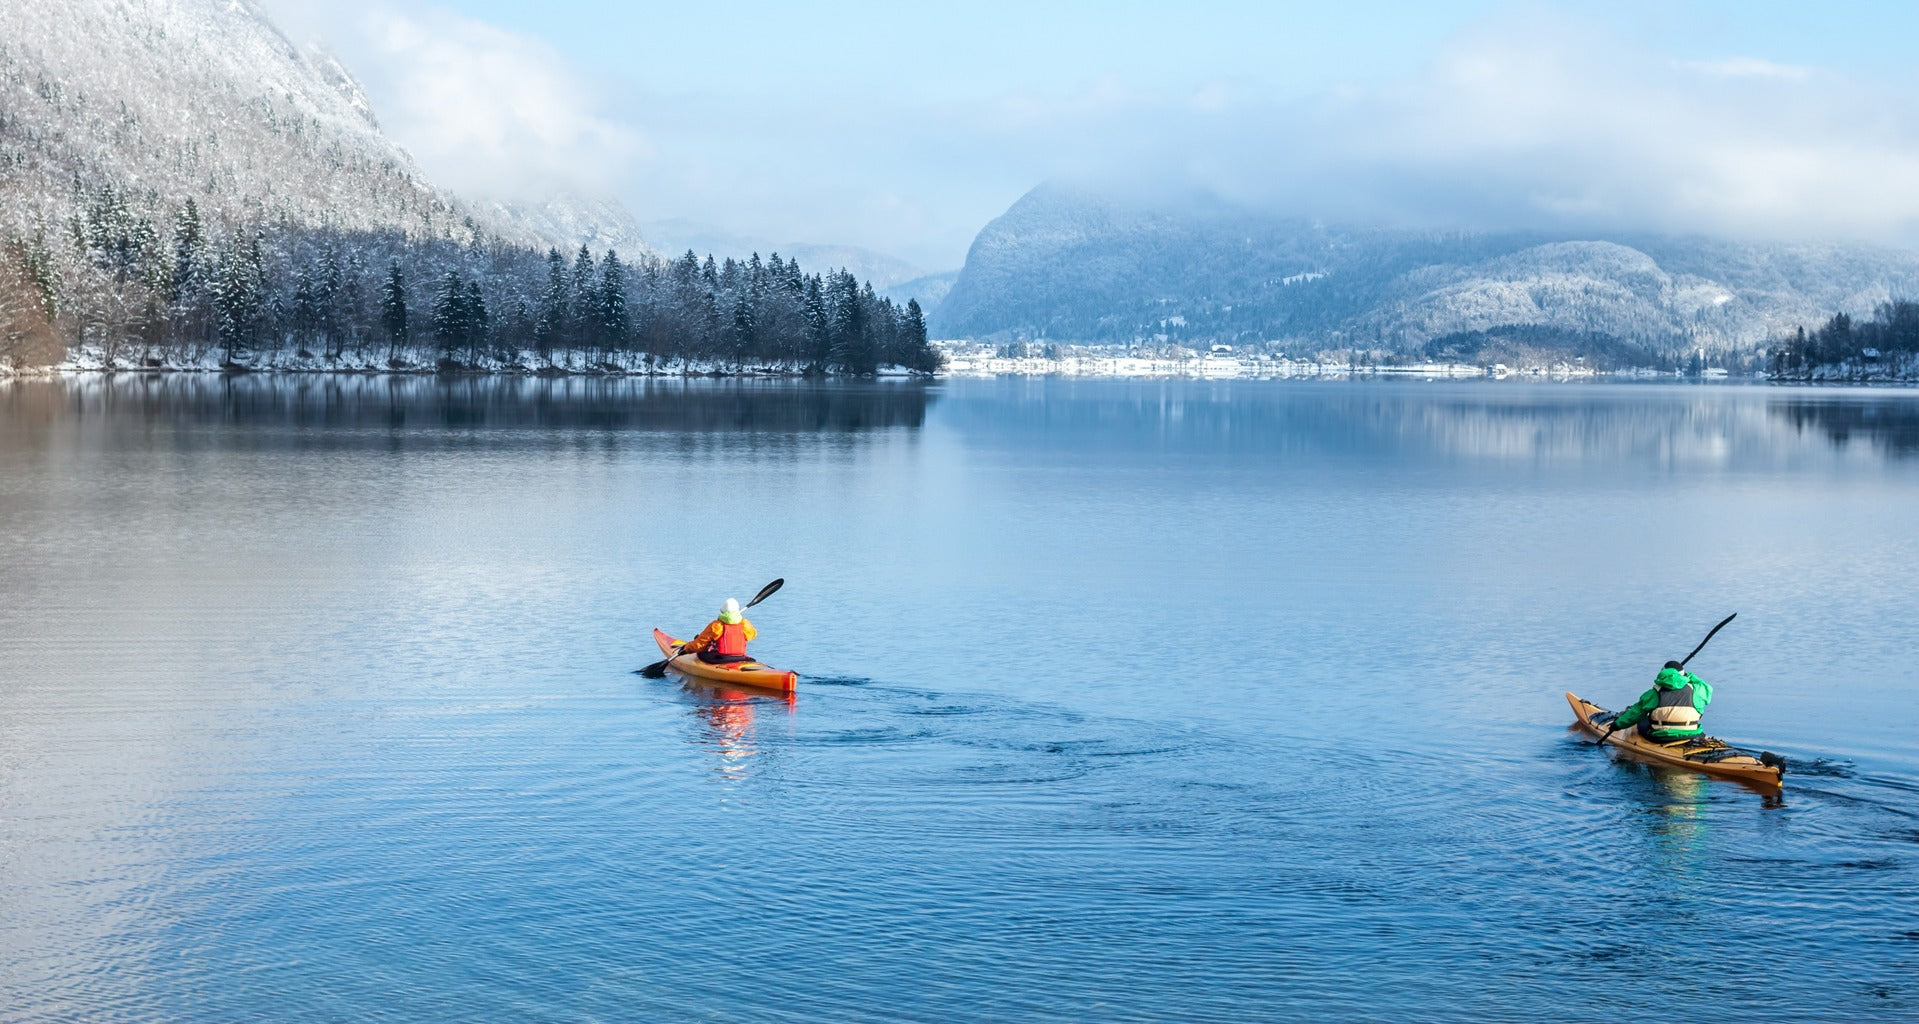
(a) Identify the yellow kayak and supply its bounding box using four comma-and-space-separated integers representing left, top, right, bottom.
654, 628, 797, 694
1567, 691, 1782, 790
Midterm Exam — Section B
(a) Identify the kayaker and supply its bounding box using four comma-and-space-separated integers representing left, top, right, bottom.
1609, 661, 1714, 743
679, 598, 757, 664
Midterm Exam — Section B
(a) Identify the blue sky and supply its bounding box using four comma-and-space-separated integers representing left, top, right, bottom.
426, 0, 1919, 101
266, 1, 1919, 269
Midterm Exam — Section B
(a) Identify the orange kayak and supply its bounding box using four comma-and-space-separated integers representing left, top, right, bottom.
1566, 691, 1782, 790
654, 628, 798, 694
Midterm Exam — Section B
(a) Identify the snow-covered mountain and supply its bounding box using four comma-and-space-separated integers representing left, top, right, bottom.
936, 183, 1919, 359
483, 193, 652, 257
882, 271, 958, 312
0, 0, 944, 375
0, 0, 636, 252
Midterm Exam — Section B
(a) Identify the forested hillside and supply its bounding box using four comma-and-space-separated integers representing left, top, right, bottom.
1769, 301, 1919, 381
0, 0, 939, 374
936, 183, 1919, 364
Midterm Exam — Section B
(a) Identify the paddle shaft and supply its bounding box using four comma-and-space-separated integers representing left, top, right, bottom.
1679, 613, 1736, 669
1596, 613, 1736, 746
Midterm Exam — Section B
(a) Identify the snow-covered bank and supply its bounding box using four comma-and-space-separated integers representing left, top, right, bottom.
35, 343, 931, 379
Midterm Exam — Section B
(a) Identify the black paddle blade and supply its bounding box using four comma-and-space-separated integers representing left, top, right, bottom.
638, 659, 671, 678
745, 577, 784, 609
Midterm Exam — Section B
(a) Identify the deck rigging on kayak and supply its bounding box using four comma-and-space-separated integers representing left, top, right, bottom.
1568, 692, 1783, 790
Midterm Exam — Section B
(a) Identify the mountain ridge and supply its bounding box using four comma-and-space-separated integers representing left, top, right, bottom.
935, 182, 1919, 360
0, 0, 642, 254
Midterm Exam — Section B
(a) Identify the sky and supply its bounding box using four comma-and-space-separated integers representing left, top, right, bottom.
262, 0, 1919, 271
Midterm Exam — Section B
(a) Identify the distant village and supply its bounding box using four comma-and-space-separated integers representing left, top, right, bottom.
933, 341, 1731, 381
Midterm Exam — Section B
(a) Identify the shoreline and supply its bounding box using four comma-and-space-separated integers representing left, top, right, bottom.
8, 355, 1916, 386
0, 355, 933, 382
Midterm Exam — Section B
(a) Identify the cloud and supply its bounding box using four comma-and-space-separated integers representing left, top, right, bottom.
257, 4, 1919, 265
959, 10, 1919, 247
1680, 57, 1813, 82
263, 1, 647, 201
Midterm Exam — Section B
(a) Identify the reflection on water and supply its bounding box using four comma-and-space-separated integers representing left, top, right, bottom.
4, 377, 1918, 1023
1770, 395, 1919, 458
1639, 765, 1709, 876
681, 680, 795, 781
941, 379, 1919, 470
11, 374, 1919, 468
0, 373, 936, 443
1629, 766, 1717, 927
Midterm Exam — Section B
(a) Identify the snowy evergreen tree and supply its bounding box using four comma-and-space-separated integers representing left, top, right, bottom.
212, 230, 265, 363
381, 262, 409, 362
598, 250, 629, 354
432, 271, 466, 360
534, 248, 567, 365
568, 246, 595, 359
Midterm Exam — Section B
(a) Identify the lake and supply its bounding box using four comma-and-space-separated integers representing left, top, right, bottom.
2, 374, 1915, 1022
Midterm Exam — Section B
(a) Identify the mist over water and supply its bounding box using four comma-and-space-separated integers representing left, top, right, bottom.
1, 375, 1914, 1022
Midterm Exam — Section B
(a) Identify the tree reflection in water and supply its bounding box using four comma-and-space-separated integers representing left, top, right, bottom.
1771, 396, 1919, 459
0, 373, 937, 448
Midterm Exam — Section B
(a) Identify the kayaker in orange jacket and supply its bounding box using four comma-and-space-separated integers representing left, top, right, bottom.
680, 598, 757, 663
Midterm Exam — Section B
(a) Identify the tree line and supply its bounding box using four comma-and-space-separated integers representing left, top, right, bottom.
1, 183, 942, 375
1770, 300, 1919, 381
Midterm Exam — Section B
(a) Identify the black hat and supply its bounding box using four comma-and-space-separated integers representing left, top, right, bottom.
1662, 660, 1685, 671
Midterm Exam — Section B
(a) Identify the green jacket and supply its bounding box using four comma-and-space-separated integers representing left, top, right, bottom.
1612, 667, 1713, 739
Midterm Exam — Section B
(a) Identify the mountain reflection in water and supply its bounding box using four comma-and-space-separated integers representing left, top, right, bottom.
939, 379, 1919, 469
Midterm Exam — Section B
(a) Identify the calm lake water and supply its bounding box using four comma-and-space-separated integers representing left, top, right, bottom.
2, 374, 1916, 1022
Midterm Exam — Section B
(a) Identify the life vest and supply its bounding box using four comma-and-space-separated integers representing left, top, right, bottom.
1644, 683, 1701, 735
714, 620, 749, 657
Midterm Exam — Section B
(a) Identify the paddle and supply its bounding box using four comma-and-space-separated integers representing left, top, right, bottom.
638, 578, 785, 678
1677, 612, 1736, 670
1597, 613, 1735, 746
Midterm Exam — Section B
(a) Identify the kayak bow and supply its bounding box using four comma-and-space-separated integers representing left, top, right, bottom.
1567, 692, 1782, 790
653, 628, 798, 694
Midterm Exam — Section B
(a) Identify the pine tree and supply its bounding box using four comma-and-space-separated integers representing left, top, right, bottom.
432, 270, 466, 361
902, 298, 940, 373
598, 250, 629, 355
342, 247, 368, 360
464, 280, 488, 363
802, 276, 829, 372
828, 271, 872, 373
381, 262, 409, 362
292, 269, 320, 356
568, 245, 595, 360
318, 244, 343, 358
535, 248, 566, 364
731, 289, 755, 365
169, 200, 208, 343
212, 231, 265, 364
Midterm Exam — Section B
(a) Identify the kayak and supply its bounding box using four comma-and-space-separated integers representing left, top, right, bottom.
1566, 692, 1782, 789
654, 628, 798, 694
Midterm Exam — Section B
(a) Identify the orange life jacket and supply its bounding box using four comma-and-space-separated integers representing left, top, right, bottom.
714, 620, 749, 657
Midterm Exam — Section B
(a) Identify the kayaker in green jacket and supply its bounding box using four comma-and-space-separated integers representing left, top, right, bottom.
1611, 661, 1714, 742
